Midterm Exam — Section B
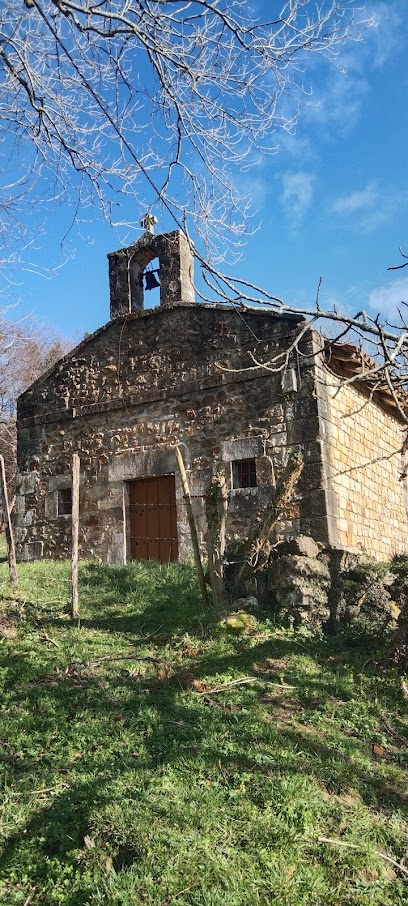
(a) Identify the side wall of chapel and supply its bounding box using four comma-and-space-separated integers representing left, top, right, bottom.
316, 362, 408, 559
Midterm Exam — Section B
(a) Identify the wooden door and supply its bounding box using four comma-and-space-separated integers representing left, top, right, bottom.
128, 474, 178, 563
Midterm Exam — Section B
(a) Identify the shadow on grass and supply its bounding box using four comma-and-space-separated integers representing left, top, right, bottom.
1, 655, 406, 905
0, 561, 406, 903
43, 560, 219, 639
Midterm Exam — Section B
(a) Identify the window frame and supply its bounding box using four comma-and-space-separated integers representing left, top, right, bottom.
231, 458, 257, 490
57, 487, 72, 516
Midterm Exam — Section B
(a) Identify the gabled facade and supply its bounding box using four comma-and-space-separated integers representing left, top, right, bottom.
15, 228, 408, 563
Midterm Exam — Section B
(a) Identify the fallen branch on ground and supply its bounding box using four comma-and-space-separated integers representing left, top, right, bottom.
194, 677, 257, 695
193, 677, 296, 696
29, 784, 69, 796
263, 681, 295, 689
66, 653, 169, 669
23, 890, 36, 906
318, 836, 408, 879
379, 714, 408, 747
38, 633, 59, 648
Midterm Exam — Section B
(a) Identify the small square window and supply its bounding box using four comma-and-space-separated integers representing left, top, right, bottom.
232, 458, 257, 489
58, 487, 72, 516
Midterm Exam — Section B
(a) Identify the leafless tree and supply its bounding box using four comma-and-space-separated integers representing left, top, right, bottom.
0, 0, 373, 271
0, 317, 70, 498
199, 254, 408, 433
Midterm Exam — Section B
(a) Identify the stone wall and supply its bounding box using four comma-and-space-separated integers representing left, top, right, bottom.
16, 306, 326, 562
317, 363, 408, 559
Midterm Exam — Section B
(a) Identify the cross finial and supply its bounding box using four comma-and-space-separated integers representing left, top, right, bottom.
140, 212, 158, 235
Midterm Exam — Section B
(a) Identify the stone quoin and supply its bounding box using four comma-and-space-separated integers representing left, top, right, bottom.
15, 227, 408, 563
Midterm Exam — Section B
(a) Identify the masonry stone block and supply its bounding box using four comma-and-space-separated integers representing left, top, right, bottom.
14, 262, 408, 567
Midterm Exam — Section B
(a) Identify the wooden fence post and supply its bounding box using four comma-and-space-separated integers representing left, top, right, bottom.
173, 445, 209, 608
0, 455, 18, 587
205, 471, 228, 607
71, 453, 80, 619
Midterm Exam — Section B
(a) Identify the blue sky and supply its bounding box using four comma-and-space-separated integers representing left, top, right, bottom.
8, 0, 408, 343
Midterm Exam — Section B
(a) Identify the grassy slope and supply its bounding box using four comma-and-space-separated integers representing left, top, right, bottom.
0, 554, 407, 906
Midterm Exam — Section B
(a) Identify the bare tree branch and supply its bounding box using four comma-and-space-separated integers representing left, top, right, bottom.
0, 0, 374, 273
388, 248, 408, 272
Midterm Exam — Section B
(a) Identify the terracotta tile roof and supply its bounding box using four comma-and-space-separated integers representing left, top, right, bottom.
324, 340, 408, 417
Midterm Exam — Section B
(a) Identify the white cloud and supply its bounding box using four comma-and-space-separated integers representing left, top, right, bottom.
331, 181, 378, 215
304, 72, 370, 136
280, 170, 315, 233
328, 181, 407, 233
301, 1, 406, 137
278, 133, 316, 165
368, 275, 408, 319
364, 2, 405, 68
238, 171, 271, 212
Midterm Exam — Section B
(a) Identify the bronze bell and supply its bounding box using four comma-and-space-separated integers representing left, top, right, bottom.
144, 270, 160, 291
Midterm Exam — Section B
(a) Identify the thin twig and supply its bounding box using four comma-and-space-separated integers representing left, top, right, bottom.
194, 677, 297, 696
194, 677, 258, 695
359, 657, 375, 672
164, 880, 200, 904
265, 681, 296, 689
67, 653, 168, 669
195, 676, 296, 695
38, 633, 59, 648
379, 714, 408, 747
23, 889, 36, 906
317, 836, 408, 879
29, 783, 68, 795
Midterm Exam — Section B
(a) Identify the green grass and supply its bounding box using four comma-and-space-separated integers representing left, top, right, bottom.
0, 551, 407, 905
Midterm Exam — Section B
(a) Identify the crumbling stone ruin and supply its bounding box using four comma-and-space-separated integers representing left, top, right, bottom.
15, 225, 408, 569
265, 536, 402, 632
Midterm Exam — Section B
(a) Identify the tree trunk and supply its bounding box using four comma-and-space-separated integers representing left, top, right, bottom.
0, 454, 18, 587
205, 471, 228, 607
173, 445, 209, 608
235, 451, 303, 586
71, 453, 80, 619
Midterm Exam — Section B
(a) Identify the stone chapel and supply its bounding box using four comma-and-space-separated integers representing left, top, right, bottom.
15, 223, 408, 563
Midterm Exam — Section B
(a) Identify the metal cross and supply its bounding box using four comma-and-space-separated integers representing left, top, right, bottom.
140, 212, 158, 235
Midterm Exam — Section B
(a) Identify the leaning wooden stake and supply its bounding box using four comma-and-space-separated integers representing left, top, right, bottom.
71, 453, 80, 619
0, 455, 18, 587
235, 451, 304, 586
205, 471, 228, 607
173, 445, 209, 608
